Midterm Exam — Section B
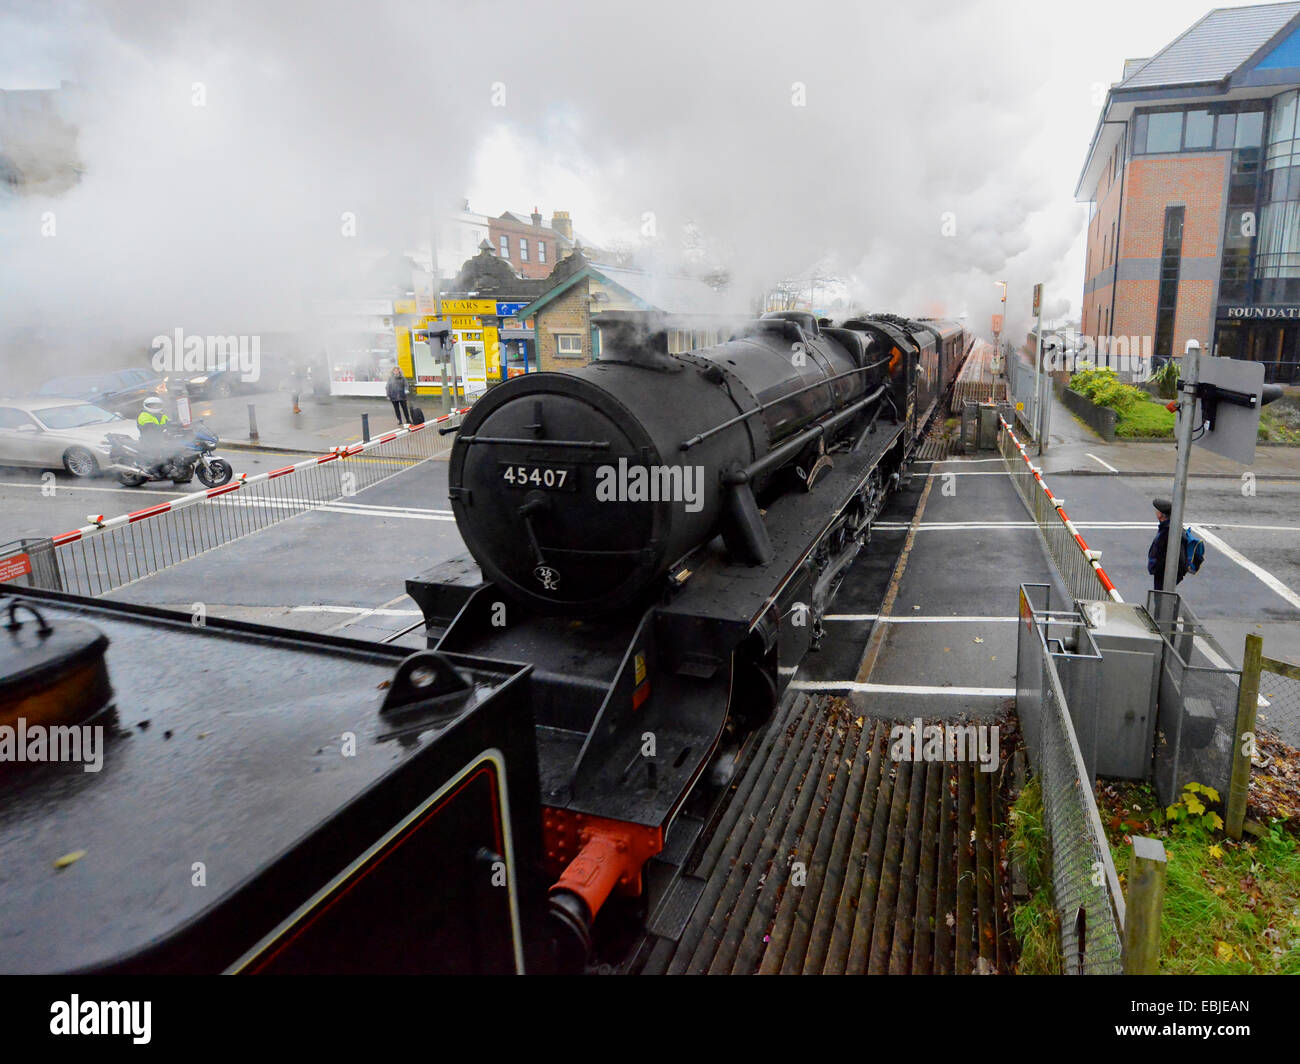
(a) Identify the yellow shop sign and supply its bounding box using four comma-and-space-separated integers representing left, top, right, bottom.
441, 299, 497, 315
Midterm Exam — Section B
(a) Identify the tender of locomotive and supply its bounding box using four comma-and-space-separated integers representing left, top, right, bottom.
0, 309, 967, 974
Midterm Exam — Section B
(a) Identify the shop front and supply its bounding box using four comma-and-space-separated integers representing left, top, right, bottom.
402, 298, 536, 398
313, 299, 400, 397
1214, 307, 1300, 383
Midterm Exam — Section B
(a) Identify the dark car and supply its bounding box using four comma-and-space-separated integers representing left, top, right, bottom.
164, 368, 248, 400
35, 368, 167, 414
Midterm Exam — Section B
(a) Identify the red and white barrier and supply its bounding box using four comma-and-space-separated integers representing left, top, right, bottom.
998, 414, 1123, 604
51, 408, 468, 549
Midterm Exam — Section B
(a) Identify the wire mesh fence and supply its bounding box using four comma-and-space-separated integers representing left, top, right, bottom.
1259, 655, 1300, 745
998, 415, 1123, 605
46, 412, 463, 598
1006, 358, 1040, 439
1016, 583, 1126, 974
0, 537, 63, 591
1145, 590, 1242, 809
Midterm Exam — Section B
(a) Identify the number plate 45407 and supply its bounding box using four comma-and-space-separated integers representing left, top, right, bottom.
498, 463, 576, 491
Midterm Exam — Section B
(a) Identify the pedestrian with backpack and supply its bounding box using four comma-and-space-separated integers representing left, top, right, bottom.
1147, 496, 1206, 591
386, 366, 412, 425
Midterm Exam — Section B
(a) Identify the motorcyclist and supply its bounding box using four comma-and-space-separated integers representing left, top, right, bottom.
136, 396, 171, 476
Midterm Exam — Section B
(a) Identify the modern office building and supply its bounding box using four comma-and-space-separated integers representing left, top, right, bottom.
1078, 2, 1300, 381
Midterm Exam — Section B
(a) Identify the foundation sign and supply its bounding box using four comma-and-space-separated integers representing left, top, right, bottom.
1221, 305, 1300, 319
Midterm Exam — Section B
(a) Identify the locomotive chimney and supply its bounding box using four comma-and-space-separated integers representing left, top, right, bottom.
592, 311, 679, 372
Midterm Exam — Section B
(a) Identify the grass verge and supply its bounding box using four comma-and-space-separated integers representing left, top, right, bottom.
1008, 776, 1063, 974
1098, 776, 1300, 974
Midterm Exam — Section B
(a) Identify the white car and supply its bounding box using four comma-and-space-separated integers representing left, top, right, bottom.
0, 398, 138, 477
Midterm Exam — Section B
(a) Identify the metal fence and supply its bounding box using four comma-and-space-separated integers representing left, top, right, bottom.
33, 410, 464, 598
1259, 653, 1300, 744
998, 415, 1123, 605
1006, 358, 1041, 439
0, 537, 63, 591
1017, 583, 1126, 974
1146, 590, 1243, 808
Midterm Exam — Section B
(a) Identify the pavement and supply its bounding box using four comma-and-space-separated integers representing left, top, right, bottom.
793, 455, 1058, 726
183, 392, 459, 455
1024, 375, 1300, 478
103, 459, 462, 646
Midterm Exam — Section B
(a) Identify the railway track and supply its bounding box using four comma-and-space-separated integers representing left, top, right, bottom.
950, 340, 1006, 411
638, 695, 1013, 975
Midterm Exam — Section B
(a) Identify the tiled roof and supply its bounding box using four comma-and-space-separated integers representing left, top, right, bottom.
1121, 2, 1300, 87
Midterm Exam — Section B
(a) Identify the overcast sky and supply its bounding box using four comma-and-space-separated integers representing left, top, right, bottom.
0, 0, 1263, 359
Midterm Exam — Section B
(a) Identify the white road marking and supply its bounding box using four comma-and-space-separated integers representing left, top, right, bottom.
1191, 525, 1300, 612
290, 605, 423, 616
219, 496, 455, 521
325, 592, 422, 634
790, 681, 1014, 696
823, 614, 1020, 623
0, 480, 187, 497
1086, 452, 1119, 473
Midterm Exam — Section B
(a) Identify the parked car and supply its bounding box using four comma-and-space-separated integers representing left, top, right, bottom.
165, 367, 250, 400
0, 398, 136, 477
35, 368, 167, 414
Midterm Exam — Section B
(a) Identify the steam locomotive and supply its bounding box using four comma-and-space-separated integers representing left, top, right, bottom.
0, 310, 967, 974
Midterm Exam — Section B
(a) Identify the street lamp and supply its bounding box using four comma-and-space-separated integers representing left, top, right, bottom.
994, 280, 1007, 373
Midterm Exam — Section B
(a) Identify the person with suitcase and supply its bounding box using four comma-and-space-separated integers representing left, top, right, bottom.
386, 366, 412, 425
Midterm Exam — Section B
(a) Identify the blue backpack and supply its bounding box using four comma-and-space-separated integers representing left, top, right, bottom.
1184, 531, 1206, 575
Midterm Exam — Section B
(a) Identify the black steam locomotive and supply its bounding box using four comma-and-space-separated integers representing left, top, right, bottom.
0, 310, 966, 974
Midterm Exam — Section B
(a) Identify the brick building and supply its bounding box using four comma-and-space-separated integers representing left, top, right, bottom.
1077, 3, 1300, 382
518, 250, 739, 371
486, 209, 575, 280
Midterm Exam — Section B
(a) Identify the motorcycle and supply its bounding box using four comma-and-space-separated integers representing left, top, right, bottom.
106, 421, 234, 488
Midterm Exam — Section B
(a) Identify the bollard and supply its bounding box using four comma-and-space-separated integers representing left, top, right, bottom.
361, 412, 370, 443
1122, 836, 1167, 974
247, 403, 259, 442
1227, 633, 1263, 840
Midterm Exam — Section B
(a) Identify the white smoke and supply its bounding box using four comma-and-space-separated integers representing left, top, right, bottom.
0, 0, 1231, 382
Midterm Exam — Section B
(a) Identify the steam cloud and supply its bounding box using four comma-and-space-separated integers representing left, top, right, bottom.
0, 0, 1223, 382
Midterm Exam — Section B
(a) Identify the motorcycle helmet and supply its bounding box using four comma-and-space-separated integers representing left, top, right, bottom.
142, 397, 164, 414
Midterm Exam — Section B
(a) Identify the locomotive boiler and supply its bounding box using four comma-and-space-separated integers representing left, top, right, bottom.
449, 311, 910, 614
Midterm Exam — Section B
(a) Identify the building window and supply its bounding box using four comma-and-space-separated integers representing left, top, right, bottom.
1154, 206, 1185, 361
1134, 103, 1264, 156
499, 234, 509, 258
520, 238, 529, 262
538, 242, 547, 264
1184, 109, 1214, 149
1220, 105, 1267, 304
1257, 89, 1300, 302
1146, 111, 1184, 153
1111, 221, 1116, 264
556, 333, 583, 357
